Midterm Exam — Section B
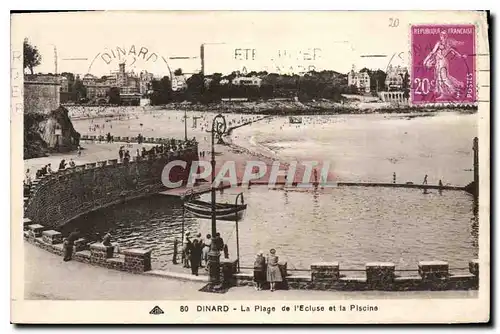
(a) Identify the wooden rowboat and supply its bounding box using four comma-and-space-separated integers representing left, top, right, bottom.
184, 199, 247, 221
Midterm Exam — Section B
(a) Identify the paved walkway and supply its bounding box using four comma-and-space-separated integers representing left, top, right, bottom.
24, 242, 477, 301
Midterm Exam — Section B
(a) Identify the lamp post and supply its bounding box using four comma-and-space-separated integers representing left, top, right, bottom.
207, 113, 227, 286
234, 192, 243, 273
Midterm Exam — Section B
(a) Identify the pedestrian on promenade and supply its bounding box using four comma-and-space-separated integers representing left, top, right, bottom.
253, 251, 266, 291
77, 146, 81, 157
223, 244, 229, 259
266, 248, 282, 292
59, 159, 66, 170
102, 229, 120, 254
423, 174, 428, 185
190, 238, 201, 276
213, 232, 224, 252
46, 163, 53, 174
172, 238, 179, 264
202, 234, 211, 268
69, 159, 76, 168
182, 232, 192, 268
195, 233, 204, 267
24, 169, 32, 186
118, 147, 124, 161
63, 228, 80, 262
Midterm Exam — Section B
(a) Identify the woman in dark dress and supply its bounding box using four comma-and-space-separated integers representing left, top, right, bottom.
253, 251, 266, 291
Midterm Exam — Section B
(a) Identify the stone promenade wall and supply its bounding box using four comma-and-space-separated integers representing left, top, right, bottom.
24, 138, 198, 229
232, 261, 480, 291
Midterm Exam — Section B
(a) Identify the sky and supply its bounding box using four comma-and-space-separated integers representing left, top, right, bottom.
11, 11, 486, 77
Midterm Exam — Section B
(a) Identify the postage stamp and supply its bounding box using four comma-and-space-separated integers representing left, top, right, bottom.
411, 24, 476, 105
10, 11, 490, 325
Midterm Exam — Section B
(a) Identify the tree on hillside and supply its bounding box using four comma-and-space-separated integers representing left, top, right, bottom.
401, 71, 410, 100
369, 69, 387, 92
23, 38, 42, 74
174, 68, 183, 76
150, 76, 173, 105
186, 72, 204, 102
72, 76, 87, 102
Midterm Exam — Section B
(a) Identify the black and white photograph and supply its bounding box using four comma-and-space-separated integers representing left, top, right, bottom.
10, 10, 490, 324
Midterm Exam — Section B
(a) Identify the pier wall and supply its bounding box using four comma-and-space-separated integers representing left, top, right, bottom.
24, 138, 198, 229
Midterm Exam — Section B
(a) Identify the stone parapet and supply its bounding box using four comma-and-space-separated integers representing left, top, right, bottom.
366, 262, 395, 289
220, 259, 238, 285
123, 248, 152, 273
469, 259, 479, 276
311, 262, 339, 282
90, 243, 114, 262
418, 261, 449, 279
28, 224, 45, 238
42, 230, 63, 245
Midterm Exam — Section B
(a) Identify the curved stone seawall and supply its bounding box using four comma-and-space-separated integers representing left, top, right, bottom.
25, 138, 198, 229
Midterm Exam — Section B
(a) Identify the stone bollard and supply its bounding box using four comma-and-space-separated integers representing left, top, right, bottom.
469, 259, 479, 276
97, 161, 107, 168
23, 217, 32, 227
42, 230, 63, 244
220, 258, 238, 286
107, 159, 118, 166
311, 262, 339, 283
418, 261, 449, 280
90, 243, 114, 263
366, 262, 395, 288
85, 162, 96, 169
27, 224, 45, 238
75, 165, 86, 172
74, 238, 89, 252
278, 261, 288, 289
123, 249, 152, 273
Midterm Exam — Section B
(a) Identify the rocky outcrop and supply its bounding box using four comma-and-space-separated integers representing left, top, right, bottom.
24, 106, 80, 159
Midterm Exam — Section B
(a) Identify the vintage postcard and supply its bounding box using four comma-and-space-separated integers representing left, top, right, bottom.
11, 10, 490, 324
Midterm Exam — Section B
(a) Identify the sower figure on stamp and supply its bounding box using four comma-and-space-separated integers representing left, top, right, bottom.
423, 30, 467, 101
